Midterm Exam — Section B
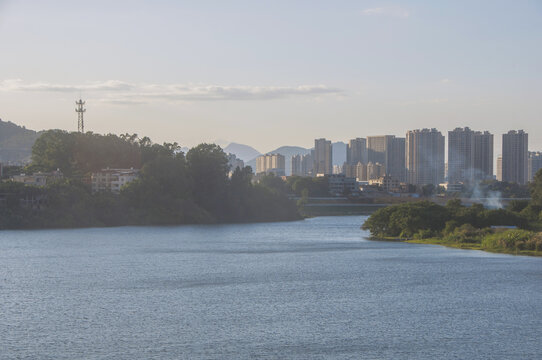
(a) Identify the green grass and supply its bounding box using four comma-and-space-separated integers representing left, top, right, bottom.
405, 237, 542, 257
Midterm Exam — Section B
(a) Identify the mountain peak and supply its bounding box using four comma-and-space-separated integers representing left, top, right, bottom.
223, 143, 261, 162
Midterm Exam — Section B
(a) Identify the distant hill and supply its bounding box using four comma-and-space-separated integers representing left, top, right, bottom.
245, 143, 348, 175
223, 142, 261, 162
0, 119, 41, 164
270, 146, 311, 158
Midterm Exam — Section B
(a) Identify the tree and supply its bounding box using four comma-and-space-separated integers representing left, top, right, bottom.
10, 134, 302, 229
530, 168, 542, 206
186, 144, 229, 220
31, 130, 76, 175
421, 184, 435, 197
227, 166, 254, 221
259, 174, 287, 194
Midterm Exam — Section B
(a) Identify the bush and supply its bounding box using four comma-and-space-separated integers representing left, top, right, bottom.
443, 220, 459, 235
519, 205, 542, 222
525, 233, 542, 251
444, 224, 487, 244
481, 229, 534, 251
414, 229, 434, 239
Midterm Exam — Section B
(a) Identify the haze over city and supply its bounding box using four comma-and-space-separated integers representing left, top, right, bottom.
1, 0, 541, 152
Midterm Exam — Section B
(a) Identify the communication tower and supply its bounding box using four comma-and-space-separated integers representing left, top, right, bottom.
75, 99, 86, 133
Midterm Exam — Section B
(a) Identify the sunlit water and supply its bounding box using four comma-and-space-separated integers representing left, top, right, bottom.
1, 216, 541, 359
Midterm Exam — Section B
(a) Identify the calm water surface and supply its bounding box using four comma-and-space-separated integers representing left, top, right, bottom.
1, 216, 541, 359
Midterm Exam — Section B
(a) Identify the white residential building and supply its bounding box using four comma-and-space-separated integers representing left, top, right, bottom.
91, 168, 140, 194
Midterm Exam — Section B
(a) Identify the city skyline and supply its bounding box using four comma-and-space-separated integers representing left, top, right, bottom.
0, 1, 541, 151
250, 127, 531, 186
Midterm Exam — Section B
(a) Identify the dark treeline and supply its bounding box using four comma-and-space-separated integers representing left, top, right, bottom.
0, 130, 301, 229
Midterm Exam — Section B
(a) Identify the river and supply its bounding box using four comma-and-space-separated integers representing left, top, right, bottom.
1, 216, 541, 359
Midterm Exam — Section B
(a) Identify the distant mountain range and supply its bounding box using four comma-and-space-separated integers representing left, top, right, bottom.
245, 146, 311, 175
0, 119, 41, 164
239, 142, 347, 176
223, 142, 261, 162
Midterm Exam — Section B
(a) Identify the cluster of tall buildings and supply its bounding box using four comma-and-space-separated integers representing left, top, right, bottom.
255, 153, 285, 176
253, 128, 538, 186
291, 153, 314, 177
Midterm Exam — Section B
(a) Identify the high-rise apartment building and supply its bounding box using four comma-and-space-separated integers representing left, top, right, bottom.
528, 151, 542, 182
406, 128, 445, 185
346, 138, 368, 165
256, 153, 286, 176
389, 137, 406, 182
291, 153, 314, 177
291, 155, 302, 176
314, 138, 332, 176
502, 130, 528, 184
367, 135, 394, 169
367, 135, 406, 182
302, 153, 313, 177
473, 131, 494, 180
502, 156, 506, 181
343, 162, 367, 180
448, 128, 494, 184
356, 162, 368, 181
448, 127, 475, 184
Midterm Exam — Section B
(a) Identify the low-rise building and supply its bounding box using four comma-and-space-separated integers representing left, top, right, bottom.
367, 162, 384, 180
368, 175, 402, 192
10, 170, 63, 187
441, 182, 464, 193
327, 174, 358, 196
91, 168, 140, 194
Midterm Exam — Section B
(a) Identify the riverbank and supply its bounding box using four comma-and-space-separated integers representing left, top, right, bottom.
361, 200, 542, 257
405, 237, 542, 257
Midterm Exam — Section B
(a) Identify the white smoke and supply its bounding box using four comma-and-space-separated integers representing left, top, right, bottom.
469, 180, 503, 209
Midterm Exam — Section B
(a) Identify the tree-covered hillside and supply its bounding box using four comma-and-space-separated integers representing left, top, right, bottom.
0, 119, 41, 163
0, 130, 301, 229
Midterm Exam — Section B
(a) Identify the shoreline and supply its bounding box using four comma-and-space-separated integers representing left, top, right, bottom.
372, 237, 542, 257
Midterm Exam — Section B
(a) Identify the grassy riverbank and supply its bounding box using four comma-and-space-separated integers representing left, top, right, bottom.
361, 198, 542, 257
405, 237, 542, 257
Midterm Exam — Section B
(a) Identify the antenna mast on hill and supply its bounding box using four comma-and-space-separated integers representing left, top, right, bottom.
75, 99, 86, 133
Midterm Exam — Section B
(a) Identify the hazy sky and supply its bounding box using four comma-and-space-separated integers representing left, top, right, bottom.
0, 0, 541, 153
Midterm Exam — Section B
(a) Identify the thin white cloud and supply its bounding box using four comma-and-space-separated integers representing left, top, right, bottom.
441, 78, 451, 84
399, 98, 449, 106
0, 79, 134, 92
0, 79, 342, 104
362, 6, 410, 18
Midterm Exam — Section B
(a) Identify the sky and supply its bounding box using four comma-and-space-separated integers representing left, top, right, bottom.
0, 0, 541, 154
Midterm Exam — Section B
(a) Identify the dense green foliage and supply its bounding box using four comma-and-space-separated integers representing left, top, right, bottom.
29, 130, 172, 176
362, 172, 542, 255
361, 199, 528, 239
286, 176, 329, 197
475, 180, 530, 198
0, 131, 300, 229
530, 169, 542, 206
481, 230, 542, 252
